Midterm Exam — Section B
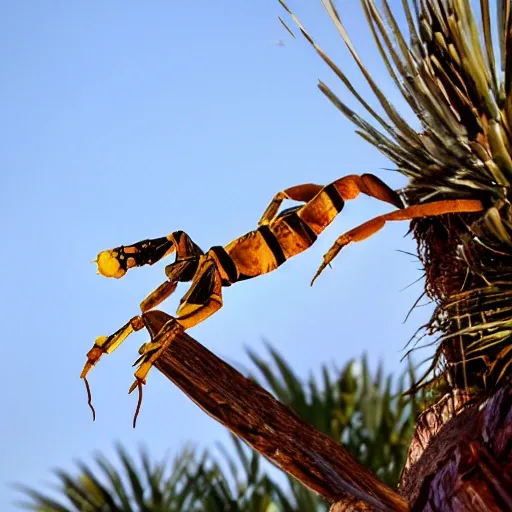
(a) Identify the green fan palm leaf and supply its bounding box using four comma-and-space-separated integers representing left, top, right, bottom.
280, 0, 512, 395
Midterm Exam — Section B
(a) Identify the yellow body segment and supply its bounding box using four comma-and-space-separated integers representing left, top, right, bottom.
298, 189, 341, 234
270, 218, 312, 258
224, 231, 280, 277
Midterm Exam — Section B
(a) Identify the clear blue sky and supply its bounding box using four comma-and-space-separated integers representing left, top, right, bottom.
1, 1, 432, 508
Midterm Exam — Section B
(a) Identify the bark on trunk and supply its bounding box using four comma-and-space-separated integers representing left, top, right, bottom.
399, 383, 512, 511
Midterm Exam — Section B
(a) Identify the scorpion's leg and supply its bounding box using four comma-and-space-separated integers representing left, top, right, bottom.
345, 174, 403, 208
130, 255, 205, 359
259, 174, 403, 227
94, 230, 203, 279
141, 251, 205, 311
312, 199, 484, 284
80, 279, 180, 380
259, 184, 324, 225
127, 310, 183, 427
82, 232, 204, 378
129, 258, 223, 390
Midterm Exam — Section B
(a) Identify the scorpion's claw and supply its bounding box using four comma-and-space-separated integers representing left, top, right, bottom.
311, 261, 329, 286
311, 235, 351, 286
311, 250, 339, 286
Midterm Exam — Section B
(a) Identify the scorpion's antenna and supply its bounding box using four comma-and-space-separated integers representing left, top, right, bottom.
132, 381, 143, 429
83, 377, 96, 421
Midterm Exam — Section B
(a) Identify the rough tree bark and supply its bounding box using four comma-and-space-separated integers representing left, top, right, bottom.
142, 310, 408, 512
399, 384, 512, 511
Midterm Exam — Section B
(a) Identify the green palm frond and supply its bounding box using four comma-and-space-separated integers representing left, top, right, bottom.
280, 0, 512, 395
280, 0, 511, 201
15, 444, 219, 512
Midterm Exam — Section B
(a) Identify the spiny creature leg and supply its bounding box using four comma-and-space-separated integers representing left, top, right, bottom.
131, 260, 223, 387
81, 260, 200, 418
81, 257, 199, 382
311, 199, 484, 285
128, 260, 223, 426
86, 230, 203, 371
129, 310, 183, 427
83, 232, 205, 419
138, 253, 205, 312
259, 183, 324, 225
133, 257, 202, 356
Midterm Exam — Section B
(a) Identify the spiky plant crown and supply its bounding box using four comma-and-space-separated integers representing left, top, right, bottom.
281, 0, 512, 395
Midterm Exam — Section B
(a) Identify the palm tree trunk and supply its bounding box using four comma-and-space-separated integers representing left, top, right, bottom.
399, 382, 512, 511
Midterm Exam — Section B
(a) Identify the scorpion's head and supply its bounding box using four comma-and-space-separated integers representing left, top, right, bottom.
94, 249, 129, 278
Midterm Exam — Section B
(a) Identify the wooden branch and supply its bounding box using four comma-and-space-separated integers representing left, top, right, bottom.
142, 310, 408, 512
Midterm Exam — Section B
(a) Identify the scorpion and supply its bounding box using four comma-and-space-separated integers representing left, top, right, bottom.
81, 173, 483, 425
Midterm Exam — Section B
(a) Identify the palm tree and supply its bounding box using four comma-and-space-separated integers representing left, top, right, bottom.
282, 0, 512, 393
278, 0, 512, 507
15, 350, 422, 511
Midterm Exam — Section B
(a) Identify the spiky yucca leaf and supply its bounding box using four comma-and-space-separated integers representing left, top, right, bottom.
15, 445, 219, 512
280, 0, 512, 395
15, 443, 290, 512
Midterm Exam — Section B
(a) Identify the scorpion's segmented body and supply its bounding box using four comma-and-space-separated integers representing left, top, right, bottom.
81, 173, 483, 423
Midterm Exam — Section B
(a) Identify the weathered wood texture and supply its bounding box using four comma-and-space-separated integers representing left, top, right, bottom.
143, 311, 408, 512
400, 383, 512, 511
